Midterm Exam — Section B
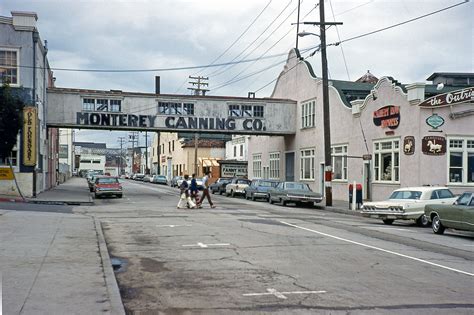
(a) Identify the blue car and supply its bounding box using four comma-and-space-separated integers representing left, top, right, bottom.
245, 179, 280, 201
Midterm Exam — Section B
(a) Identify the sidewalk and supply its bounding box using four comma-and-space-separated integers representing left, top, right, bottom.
0, 210, 124, 315
318, 198, 363, 216
29, 177, 93, 205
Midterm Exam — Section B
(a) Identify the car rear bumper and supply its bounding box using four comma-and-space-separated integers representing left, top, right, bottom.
95, 189, 122, 196
286, 196, 323, 203
360, 211, 422, 220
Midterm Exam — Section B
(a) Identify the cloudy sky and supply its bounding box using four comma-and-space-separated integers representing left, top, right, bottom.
1, 0, 472, 147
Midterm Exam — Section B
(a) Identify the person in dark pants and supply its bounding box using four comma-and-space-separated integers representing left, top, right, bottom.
197, 171, 216, 208
190, 173, 199, 204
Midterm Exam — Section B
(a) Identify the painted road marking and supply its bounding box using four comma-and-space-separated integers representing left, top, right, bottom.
243, 288, 326, 300
279, 220, 474, 277
157, 224, 192, 228
182, 242, 230, 248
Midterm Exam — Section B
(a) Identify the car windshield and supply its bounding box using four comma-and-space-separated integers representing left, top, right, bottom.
237, 179, 250, 184
97, 177, 118, 184
286, 183, 310, 191
158, 176, 166, 179
389, 190, 422, 200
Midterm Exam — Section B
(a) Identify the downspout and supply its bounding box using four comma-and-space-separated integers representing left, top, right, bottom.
32, 30, 39, 197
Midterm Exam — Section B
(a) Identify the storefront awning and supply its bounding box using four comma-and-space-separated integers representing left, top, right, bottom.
198, 158, 220, 167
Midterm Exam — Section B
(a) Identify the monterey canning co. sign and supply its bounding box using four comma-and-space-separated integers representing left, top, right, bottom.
419, 87, 474, 108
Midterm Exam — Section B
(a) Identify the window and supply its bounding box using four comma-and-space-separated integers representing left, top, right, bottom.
0, 149, 18, 166
301, 100, 315, 128
110, 100, 121, 112
240, 144, 243, 157
332, 145, 348, 181
269, 152, 280, 179
169, 102, 181, 115
229, 105, 241, 117
448, 137, 474, 184
96, 99, 108, 111
183, 103, 194, 115
82, 99, 95, 111
300, 149, 315, 180
374, 139, 400, 183
234, 146, 237, 157
253, 105, 264, 118
158, 102, 169, 114
253, 154, 262, 178
242, 105, 252, 117
0, 49, 19, 85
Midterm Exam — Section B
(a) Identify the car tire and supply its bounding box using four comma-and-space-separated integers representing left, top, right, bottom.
219, 190, 223, 195
281, 199, 287, 206
269, 196, 274, 204
117, 194, 123, 198
432, 215, 445, 234
211, 189, 215, 194
94, 193, 99, 198
416, 214, 430, 227
251, 194, 256, 201
382, 219, 394, 225
226, 191, 230, 197
231, 190, 235, 198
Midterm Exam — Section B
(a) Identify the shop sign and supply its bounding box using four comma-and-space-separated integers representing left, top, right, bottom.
425, 114, 445, 129
362, 154, 372, 161
59, 144, 69, 159
0, 167, 14, 180
422, 136, 446, 156
419, 87, 474, 108
221, 164, 248, 177
373, 105, 400, 129
403, 136, 415, 155
23, 107, 37, 166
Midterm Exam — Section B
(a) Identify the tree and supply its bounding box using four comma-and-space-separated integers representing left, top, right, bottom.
0, 83, 25, 159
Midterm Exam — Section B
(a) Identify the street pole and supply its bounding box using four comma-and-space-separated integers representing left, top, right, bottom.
118, 136, 126, 175
298, 2, 342, 207
145, 131, 148, 174
194, 133, 199, 176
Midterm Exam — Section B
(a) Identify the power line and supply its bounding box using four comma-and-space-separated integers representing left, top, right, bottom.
333, 0, 376, 17
204, 0, 294, 78
174, 0, 273, 93
331, 0, 469, 46
329, 0, 350, 80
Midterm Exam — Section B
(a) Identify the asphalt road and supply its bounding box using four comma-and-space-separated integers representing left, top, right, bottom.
75, 179, 474, 315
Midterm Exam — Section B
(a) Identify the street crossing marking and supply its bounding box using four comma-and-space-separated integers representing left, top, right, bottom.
279, 220, 474, 277
157, 224, 192, 228
243, 288, 326, 299
182, 242, 230, 248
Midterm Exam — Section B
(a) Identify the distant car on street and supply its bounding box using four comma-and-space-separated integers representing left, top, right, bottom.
225, 178, 251, 197
186, 178, 204, 190
170, 176, 183, 187
143, 174, 153, 182
268, 182, 323, 207
152, 175, 168, 185
210, 177, 232, 194
425, 191, 474, 234
133, 174, 145, 181
245, 179, 280, 201
93, 176, 122, 198
361, 187, 457, 226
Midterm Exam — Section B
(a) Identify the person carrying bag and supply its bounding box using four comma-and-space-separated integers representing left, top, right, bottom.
177, 175, 196, 209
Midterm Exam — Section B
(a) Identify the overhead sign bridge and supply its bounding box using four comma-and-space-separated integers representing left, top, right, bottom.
46, 88, 297, 135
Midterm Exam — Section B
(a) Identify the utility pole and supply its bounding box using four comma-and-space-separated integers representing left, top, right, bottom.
300, 1, 342, 207
188, 76, 209, 96
128, 132, 139, 174
188, 76, 208, 176
117, 136, 126, 175
145, 131, 149, 174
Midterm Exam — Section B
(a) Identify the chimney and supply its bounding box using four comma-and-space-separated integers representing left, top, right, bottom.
155, 76, 160, 94
11, 11, 38, 31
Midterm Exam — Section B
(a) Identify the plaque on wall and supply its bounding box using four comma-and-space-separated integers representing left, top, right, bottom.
422, 136, 446, 156
426, 113, 445, 129
403, 136, 415, 155
373, 105, 400, 129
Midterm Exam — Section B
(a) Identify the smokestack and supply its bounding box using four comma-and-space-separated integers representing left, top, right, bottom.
155, 76, 160, 94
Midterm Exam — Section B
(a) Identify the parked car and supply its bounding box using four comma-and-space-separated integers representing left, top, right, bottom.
152, 175, 168, 185
361, 187, 457, 226
88, 173, 104, 192
170, 176, 183, 187
210, 177, 232, 194
93, 176, 123, 198
143, 174, 153, 182
225, 178, 251, 197
425, 191, 474, 234
245, 179, 280, 201
268, 182, 323, 206
134, 173, 145, 181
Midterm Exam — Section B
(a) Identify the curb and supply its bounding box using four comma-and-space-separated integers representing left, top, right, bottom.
94, 217, 126, 315
27, 199, 94, 206
0, 196, 25, 203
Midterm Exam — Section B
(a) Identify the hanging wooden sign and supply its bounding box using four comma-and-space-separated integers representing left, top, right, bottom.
422, 136, 446, 156
403, 136, 415, 155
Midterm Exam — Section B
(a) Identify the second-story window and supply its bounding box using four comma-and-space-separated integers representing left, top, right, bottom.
82, 98, 95, 111
0, 49, 19, 85
229, 105, 241, 117
110, 100, 121, 112
96, 99, 108, 111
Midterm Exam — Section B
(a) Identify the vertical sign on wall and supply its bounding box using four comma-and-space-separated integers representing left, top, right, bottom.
23, 107, 37, 166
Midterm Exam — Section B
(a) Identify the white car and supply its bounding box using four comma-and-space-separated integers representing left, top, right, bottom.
361, 187, 457, 226
225, 178, 251, 197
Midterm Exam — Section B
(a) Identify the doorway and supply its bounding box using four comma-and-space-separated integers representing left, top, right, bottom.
319, 163, 325, 196
363, 161, 371, 200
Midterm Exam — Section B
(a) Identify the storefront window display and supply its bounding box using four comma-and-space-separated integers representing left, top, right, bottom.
374, 139, 400, 183
448, 137, 474, 184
